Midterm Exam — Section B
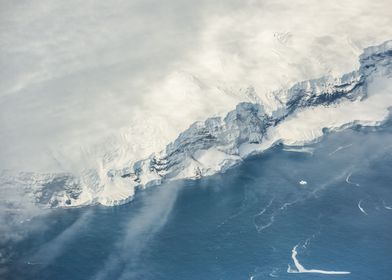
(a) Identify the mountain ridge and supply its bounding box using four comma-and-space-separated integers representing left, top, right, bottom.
2, 40, 392, 207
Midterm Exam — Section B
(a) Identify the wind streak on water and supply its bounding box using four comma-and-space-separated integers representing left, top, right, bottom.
346, 172, 360, 187
28, 210, 93, 267
383, 200, 392, 210
358, 200, 368, 215
93, 182, 180, 280
253, 197, 275, 232
329, 144, 353, 156
217, 188, 251, 229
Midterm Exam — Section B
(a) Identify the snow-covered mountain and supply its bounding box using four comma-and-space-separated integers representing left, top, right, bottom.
2, 40, 392, 208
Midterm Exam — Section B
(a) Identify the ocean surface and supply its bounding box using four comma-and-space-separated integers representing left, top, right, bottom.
5, 124, 392, 280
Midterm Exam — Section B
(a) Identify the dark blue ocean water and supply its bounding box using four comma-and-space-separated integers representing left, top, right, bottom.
5, 126, 392, 280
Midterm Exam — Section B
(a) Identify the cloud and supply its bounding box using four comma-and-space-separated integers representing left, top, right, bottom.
0, 178, 49, 267
28, 210, 93, 267
94, 182, 180, 280
0, 0, 211, 172
0, 0, 392, 271
1, 0, 392, 175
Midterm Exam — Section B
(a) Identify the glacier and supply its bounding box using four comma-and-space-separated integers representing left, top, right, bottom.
1, 40, 392, 208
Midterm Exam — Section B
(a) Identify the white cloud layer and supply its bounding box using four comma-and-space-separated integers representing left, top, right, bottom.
1, 0, 392, 176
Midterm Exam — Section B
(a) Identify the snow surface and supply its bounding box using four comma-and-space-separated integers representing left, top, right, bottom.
1, 1, 392, 208
2, 39, 391, 208
2, 0, 392, 175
